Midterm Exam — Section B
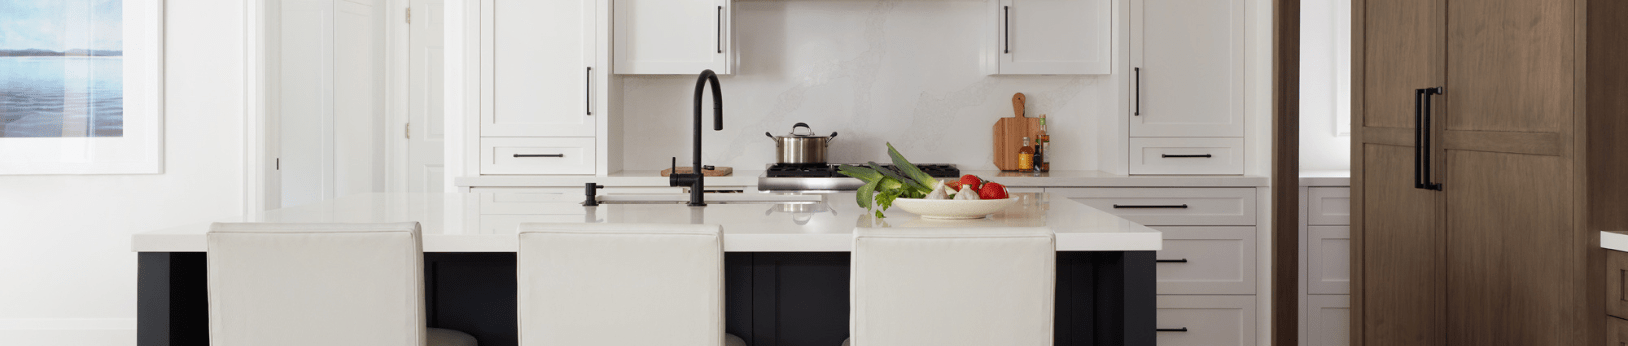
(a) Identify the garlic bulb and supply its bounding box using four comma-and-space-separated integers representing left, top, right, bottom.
955, 185, 981, 200
925, 184, 950, 200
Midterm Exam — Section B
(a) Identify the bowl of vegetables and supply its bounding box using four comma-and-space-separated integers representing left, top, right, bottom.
840, 143, 1016, 220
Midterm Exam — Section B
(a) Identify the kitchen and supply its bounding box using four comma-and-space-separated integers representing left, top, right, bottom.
8, 0, 1625, 345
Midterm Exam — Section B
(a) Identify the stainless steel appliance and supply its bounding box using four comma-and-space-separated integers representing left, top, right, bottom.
757, 163, 959, 192
765, 123, 837, 164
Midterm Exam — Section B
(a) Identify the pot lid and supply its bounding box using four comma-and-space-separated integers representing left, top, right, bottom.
778, 123, 835, 138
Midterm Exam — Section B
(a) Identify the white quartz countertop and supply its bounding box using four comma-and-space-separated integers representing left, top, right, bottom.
132, 192, 1161, 253
1603, 231, 1628, 252
1300, 170, 1351, 187
456, 169, 1268, 188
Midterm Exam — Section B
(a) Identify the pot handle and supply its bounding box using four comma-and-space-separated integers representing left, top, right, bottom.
828, 132, 838, 144
765, 132, 776, 141
792, 122, 815, 136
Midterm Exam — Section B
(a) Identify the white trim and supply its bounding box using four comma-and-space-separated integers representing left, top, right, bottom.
0, 318, 136, 331
0, 0, 166, 175
245, 0, 271, 213
386, 0, 411, 192
444, 0, 476, 192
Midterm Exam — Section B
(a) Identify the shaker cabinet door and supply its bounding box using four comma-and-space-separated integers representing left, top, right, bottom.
479, 0, 596, 137
994, 0, 1112, 75
613, 0, 731, 74
1128, 0, 1245, 138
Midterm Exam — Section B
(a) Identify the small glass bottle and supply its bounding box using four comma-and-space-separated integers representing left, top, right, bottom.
1018, 137, 1035, 172
1038, 115, 1051, 172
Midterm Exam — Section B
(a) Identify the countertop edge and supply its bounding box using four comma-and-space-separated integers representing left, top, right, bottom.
1603, 231, 1628, 252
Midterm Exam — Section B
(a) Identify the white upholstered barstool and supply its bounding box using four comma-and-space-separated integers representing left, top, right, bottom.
846, 227, 1057, 346
518, 223, 747, 346
207, 222, 477, 346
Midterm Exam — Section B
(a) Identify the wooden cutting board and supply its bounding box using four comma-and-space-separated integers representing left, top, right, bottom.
993, 93, 1042, 171
661, 166, 734, 177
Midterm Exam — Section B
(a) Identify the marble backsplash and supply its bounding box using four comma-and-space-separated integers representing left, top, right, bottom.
618, 0, 1119, 171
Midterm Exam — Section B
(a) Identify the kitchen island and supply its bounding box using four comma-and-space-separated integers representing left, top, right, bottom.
133, 192, 1160, 346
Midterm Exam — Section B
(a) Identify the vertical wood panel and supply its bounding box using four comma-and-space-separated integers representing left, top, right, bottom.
1272, 0, 1300, 344
1358, 144, 1440, 346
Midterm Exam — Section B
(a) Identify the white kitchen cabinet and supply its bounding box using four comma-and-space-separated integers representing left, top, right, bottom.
1156, 295, 1257, 346
480, 138, 597, 175
1303, 295, 1350, 346
613, 0, 731, 75
989, 0, 1112, 75
1128, 0, 1245, 137
1129, 137, 1246, 175
1306, 187, 1351, 225
1048, 187, 1257, 226
1153, 226, 1256, 295
479, 0, 597, 138
1305, 226, 1350, 294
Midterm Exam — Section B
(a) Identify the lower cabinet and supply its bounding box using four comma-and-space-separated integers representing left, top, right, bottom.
1156, 295, 1257, 346
1153, 226, 1256, 295
1304, 295, 1350, 346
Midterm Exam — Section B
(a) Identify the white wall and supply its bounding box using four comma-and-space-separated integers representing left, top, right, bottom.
617, 0, 1117, 171
0, 0, 245, 344
1299, 0, 1351, 172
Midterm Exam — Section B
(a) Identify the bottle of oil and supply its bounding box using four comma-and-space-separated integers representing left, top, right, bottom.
1039, 114, 1051, 172
1018, 137, 1035, 172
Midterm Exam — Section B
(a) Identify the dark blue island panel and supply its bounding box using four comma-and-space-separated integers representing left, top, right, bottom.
138, 251, 1154, 346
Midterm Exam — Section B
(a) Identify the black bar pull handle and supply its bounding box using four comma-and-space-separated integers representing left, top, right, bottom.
1134, 67, 1141, 116
1156, 258, 1189, 263
1421, 87, 1443, 191
1113, 204, 1189, 209
514, 154, 564, 158
1162, 154, 1213, 158
585, 67, 593, 116
717, 6, 724, 54
1157, 328, 1189, 332
1003, 6, 1011, 53
1414, 88, 1424, 189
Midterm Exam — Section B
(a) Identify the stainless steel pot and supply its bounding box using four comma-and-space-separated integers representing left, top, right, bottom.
766, 123, 837, 164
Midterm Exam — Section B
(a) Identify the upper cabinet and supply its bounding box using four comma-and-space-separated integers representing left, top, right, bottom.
1128, 0, 1244, 138
480, 0, 597, 138
990, 0, 1112, 75
614, 0, 732, 75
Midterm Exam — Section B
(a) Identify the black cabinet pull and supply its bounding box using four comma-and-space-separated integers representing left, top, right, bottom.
514, 154, 564, 158
1134, 67, 1141, 116
1421, 87, 1443, 191
1113, 204, 1188, 209
1157, 328, 1189, 332
717, 6, 724, 54
585, 67, 593, 116
1161, 154, 1212, 158
1156, 258, 1189, 263
1003, 6, 1011, 53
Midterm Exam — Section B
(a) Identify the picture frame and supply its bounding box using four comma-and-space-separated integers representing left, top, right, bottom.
0, 0, 165, 175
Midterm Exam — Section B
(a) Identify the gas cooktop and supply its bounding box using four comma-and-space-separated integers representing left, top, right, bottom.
758, 163, 959, 191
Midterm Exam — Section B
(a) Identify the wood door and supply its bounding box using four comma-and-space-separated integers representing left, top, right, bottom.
1352, 0, 1444, 345
479, 0, 596, 137
1128, 0, 1246, 138
997, 0, 1112, 75
1441, 0, 1579, 345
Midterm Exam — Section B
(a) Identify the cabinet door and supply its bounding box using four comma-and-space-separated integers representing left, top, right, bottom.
1441, 1, 1577, 344
1353, 0, 1444, 345
995, 0, 1111, 75
1155, 295, 1256, 346
613, 0, 730, 74
1306, 226, 1350, 294
1305, 295, 1351, 346
480, 0, 596, 137
1128, 0, 1245, 137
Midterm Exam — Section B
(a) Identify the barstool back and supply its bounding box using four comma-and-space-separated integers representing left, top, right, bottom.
207, 222, 427, 346
518, 223, 725, 346
850, 227, 1056, 346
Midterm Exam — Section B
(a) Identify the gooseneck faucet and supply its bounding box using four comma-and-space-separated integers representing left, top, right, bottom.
670, 69, 723, 206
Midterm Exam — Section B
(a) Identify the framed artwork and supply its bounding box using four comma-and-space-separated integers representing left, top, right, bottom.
0, 0, 164, 174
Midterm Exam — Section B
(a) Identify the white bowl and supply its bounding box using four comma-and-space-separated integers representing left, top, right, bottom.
891, 197, 1019, 220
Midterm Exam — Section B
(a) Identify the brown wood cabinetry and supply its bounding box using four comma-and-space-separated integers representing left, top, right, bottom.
1352, 0, 1628, 345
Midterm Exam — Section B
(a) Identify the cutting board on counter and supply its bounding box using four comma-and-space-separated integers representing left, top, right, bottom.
993, 93, 1042, 171
661, 166, 734, 177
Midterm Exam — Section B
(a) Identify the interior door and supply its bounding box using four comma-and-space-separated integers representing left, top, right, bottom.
1441, 0, 1577, 345
1129, 0, 1245, 138
1354, 0, 1444, 345
407, 0, 445, 193
480, 0, 595, 137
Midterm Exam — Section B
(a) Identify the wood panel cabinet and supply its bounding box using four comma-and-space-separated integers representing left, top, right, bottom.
1352, 0, 1628, 345
613, 0, 731, 75
989, 0, 1112, 75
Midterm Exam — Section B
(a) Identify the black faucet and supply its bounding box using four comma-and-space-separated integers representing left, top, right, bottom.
670, 69, 723, 206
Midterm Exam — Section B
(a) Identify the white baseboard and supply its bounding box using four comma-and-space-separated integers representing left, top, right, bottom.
0, 319, 136, 346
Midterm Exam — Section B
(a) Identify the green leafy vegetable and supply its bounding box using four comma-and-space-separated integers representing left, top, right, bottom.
837, 142, 939, 218
887, 143, 939, 188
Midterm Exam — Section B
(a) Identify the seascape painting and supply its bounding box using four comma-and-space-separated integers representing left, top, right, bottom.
0, 0, 124, 138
